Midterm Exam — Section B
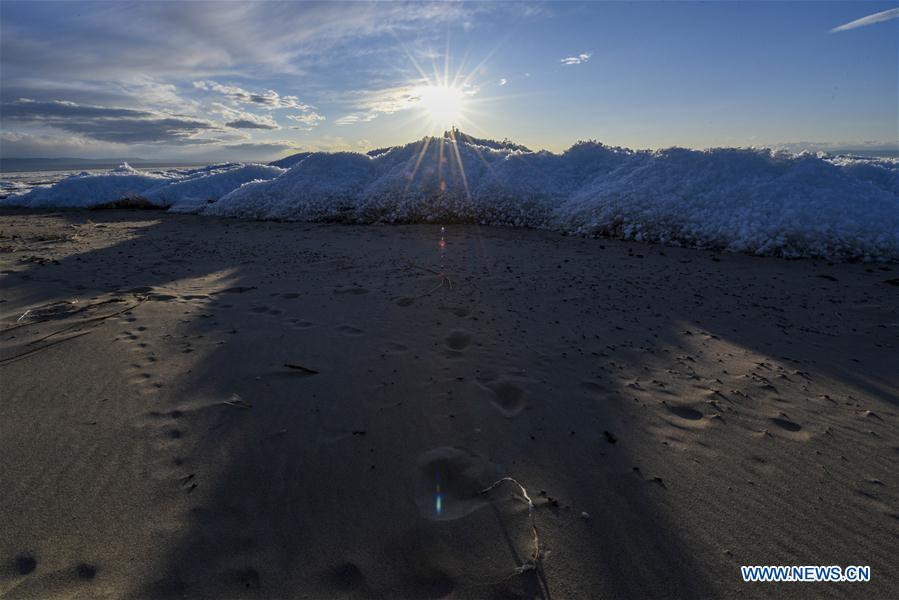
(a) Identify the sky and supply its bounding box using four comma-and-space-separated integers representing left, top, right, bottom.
0, 1, 896, 161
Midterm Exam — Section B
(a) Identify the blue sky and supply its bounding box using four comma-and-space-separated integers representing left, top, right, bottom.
0, 1, 896, 160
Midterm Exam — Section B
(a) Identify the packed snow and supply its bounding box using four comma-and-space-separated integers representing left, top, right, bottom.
3, 134, 897, 260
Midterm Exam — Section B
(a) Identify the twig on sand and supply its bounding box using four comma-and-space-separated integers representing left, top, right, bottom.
409, 262, 453, 298
480, 476, 542, 576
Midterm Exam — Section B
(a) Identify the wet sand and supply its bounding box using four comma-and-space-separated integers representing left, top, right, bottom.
1, 208, 897, 599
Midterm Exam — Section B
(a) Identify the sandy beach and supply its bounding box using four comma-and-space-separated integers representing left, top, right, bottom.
1, 208, 897, 599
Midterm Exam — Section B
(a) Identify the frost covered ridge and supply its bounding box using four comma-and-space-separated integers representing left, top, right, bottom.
4, 133, 897, 261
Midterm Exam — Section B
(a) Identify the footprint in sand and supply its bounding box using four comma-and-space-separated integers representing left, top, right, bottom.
323, 562, 364, 594
396, 296, 415, 307
479, 379, 528, 417
445, 330, 472, 351
415, 447, 499, 521
228, 567, 260, 590
76, 563, 97, 580
15, 555, 37, 575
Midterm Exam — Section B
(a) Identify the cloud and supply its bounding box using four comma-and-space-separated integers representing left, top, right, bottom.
561, 52, 592, 65
0, 131, 106, 158
830, 8, 899, 33
1, 2, 491, 84
223, 140, 300, 152
226, 119, 278, 130
209, 102, 280, 130
335, 113, 378, 126
287, 112, 325, 131
499, 78, 507, 86
193, 80, 309, 110
1, 98, 218, 144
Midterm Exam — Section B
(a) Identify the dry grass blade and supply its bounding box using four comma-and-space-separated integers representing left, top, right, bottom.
409, 262, 453, 298
0, 330, 94, 365
223, 393, 252, 409
284, 363, 319, 375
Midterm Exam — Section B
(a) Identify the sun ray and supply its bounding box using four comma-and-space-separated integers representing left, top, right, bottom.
447, 128, 472, 200
403, 136, 432, 197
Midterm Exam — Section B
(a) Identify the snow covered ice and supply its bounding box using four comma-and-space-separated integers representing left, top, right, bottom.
4, 133, 897, 261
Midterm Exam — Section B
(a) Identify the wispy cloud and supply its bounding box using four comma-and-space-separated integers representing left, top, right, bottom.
193, 81, 309, 110
223, 141, 300, 152
830, 8, 899, 33
287, 112, 325, 131
335, 113, 378, 126
561, 52, 592, 65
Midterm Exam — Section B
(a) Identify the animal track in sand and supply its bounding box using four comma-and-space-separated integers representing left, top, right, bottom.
445, 329, 472, 351
396, 296, 415, 307
414, 447, 498, 521
117, 324, 162, 393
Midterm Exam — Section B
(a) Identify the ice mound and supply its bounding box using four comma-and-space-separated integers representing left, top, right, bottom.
208, 136, 898, 260
269, 152, 312, 169
3, 133, 897, 260
143, 164, 285, 212
8, 163, 171, 208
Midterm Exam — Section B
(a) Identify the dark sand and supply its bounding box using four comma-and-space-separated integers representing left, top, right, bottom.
1, 209, 897, 599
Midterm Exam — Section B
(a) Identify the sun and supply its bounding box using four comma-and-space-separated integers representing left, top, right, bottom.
416, 84, 467, 128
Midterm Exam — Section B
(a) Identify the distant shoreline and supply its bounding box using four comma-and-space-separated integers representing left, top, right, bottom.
0, 159, 212, 174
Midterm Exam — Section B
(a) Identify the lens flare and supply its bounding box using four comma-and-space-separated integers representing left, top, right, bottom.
435, 482, 443, 516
